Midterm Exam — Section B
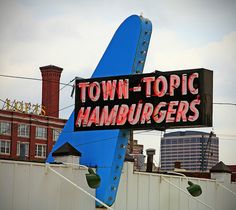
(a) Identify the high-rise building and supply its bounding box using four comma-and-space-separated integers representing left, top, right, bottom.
160, 131, 219, 171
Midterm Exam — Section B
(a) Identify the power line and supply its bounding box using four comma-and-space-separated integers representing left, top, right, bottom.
73, 129, 156, 147
58, 104, 74, 113
0, 93, 152, 139
135, 133, 236, 139
2, 96, 234, 139
1, 74, 236, 106
2, 74, 234, 165
0, 71, 76, 136
0, 74, 75, 115
1, 73, 236, 150
217, 133, 236, 137
213, 102, 236, 106
0, 104, 157, 147
1, 101, 236, 169
0, 72, 76, 114
0, 102, 155, 167
133, 130, 236, 140
38, 76, 76, 115
0, 74, 73, 87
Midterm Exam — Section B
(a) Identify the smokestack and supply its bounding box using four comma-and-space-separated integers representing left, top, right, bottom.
146, 148, 156, 172
174, 161, 181, 169
40, 65, 63, 118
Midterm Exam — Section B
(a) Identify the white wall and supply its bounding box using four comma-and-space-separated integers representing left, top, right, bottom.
0, 160, 95, 210
0, 160, 236, 210
115, 162, 236, 210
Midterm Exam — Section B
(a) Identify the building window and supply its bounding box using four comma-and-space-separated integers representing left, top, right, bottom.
35, 144, 47, 158
18, 124, 30, 137
17, 142, 29, 156
36, 127, 47, 140
0, 122, 11, 135
0, 140, 10, 155
53, 129, 61, 141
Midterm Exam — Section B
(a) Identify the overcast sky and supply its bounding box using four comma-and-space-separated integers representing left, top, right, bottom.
0, 0, 235, 164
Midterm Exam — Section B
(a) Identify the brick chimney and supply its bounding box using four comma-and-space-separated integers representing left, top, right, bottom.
40, 65, 63, 118
146, 148, 156, 172
174, 161, 181, 169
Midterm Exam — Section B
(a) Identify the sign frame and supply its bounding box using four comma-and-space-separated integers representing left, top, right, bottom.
74, 68, 213, 131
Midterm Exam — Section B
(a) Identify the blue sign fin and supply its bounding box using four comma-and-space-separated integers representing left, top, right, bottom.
47, 15, 152, 206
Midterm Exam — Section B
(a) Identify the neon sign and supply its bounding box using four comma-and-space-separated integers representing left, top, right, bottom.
49, 14, 213, 207
75, 68, 213, 131
48, 14, 153, 207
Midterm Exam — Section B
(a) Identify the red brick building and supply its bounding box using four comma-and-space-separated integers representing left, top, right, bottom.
0, 65, 67, 162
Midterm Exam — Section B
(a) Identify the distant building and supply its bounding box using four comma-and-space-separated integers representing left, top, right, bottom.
160, 131, 219, 171
228, 165, 236, 182
127, 138, 145, 171
0, 65, 67, 162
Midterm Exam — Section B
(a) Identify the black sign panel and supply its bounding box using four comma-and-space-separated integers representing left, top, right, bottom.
74, 68, 213, 131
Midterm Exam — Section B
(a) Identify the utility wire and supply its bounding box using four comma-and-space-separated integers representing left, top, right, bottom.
1, 72, 236, 149
0, 98, 156, 167
0, 102, 158, 147
0, 95, 154, 143
58, 104, 74, 113
0, 74, 75, 121
133, 129, 236, 138
214, 102, 236, 106
1, 74, 234, 167
1, 73, 236, 106
0, 72, 76, 115
0, 74, 73, 87
1, 99, 236, 170
0, 71, 76, 135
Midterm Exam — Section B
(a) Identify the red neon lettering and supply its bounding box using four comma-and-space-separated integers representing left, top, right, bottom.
128, 103, 143, 125
102, 80, 117, 101
153, 76, 168, 97
140, 103, 153, 124
188, 73, 199, 95
153, 102, 167, 123
75, 107, 91, 127
117, 79, 129, 99
188, 99, 200, 122
169, 74, 180, 96
88, 82, 100, 102
116, 104, 129, 125
175, 101, 189, 122
142, 77, 155, 97
182, 74, 187, 95
87, 106, 100, 126
78, 82, 89, 102
100, 105, 118, 126
166, 101, 179, 123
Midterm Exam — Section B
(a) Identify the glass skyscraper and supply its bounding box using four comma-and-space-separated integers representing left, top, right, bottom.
160, 131, 219, 171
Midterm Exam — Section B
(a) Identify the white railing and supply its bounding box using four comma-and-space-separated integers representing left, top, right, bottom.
46, 164, 114, 210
